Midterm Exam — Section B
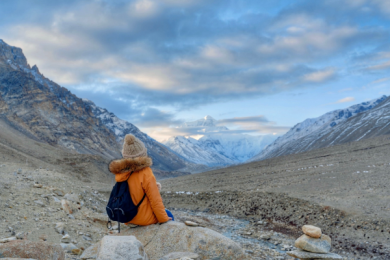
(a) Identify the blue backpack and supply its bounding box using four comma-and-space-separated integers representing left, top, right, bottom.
106, 172, 146, 233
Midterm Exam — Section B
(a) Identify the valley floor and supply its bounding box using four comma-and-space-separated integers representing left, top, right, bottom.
161, 135, 390, 259
1, 116, 390, 259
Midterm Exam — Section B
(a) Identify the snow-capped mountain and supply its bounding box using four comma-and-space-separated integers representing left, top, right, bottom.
250, 95, 388, 161
164, 116, 277, 166
164, 136, 235, 166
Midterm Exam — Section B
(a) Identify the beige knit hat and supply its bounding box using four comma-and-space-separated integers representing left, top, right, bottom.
122, 134, 147, 158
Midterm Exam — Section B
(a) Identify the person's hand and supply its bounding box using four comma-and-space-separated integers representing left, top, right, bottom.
168, 217, 172, 221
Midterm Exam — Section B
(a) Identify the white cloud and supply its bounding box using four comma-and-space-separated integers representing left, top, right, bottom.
302, 68, 335, 83
336, 97, 355, 103
372, 77, 390, 84
367, 60, 390, 70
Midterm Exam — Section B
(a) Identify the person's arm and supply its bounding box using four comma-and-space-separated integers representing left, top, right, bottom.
143, 168, 170, 223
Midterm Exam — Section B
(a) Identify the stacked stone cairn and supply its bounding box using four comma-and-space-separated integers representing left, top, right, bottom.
287, 225, 343, 259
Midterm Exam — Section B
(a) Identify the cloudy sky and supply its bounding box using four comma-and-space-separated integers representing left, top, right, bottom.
1, 0, 390, 141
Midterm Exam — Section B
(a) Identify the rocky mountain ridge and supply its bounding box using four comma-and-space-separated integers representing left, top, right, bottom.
83, 99, 201, 172
251, 95, 388, 161
0, 39, 120, 159
0, 39, 197, 173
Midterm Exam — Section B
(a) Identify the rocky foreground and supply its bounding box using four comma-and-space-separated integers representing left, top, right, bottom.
0, 162, 295, 260
1, 134, 390, 259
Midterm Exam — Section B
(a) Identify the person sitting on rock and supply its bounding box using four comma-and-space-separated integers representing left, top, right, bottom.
109, 134, 172, 226
156, 182, 175, 221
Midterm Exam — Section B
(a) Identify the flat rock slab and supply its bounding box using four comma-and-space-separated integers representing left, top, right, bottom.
184, 221, 198, 227
287, 250, 343, 259
96, 236, 148, 260
295, 234, 331, 253
0, 237, 17, 243
0, 240, 64, 260
120, 221, 246, 260
159, 252, 200, 260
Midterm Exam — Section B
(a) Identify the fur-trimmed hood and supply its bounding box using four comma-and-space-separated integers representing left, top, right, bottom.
109, 156, 153, 175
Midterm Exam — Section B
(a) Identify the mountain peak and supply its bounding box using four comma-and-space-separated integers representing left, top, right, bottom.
204, 115, 215, 120
181, 115, 228, 132
0, 39, 29, 69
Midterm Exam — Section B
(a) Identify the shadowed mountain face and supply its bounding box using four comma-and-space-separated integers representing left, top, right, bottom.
83, 99, 201, 172
0, 40, 120, 159
0, 39, 199, 172
251, 95, 389, 161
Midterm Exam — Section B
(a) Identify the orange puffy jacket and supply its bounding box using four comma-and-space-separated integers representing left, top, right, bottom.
109, 156, 169, 226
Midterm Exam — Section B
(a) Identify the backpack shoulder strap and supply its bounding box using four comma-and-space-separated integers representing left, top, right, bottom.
126, 170, 146, 207
137, 193, 146, 207
126, 171, 134, 181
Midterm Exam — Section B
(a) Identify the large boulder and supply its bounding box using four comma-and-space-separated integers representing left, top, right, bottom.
0, 240, 64, 260
96, 236, 148, 260
120, 221, 246, 260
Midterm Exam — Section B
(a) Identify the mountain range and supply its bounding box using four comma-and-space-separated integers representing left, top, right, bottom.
250, 95, 389, 161
0, 39, 199, 174
2, 38, 389, 174
164, 116, 277, 166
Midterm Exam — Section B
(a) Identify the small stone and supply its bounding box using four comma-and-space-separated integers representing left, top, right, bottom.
71, 248, 83, 255
64, 193, 80, 204
61, 234, 71, 243
39, 234, 47, 241
184, 221, 198, 227
287, 250, 343, 259
55, 222, 65, 234
34, 200, 45, 207
0, 237, 17, 243
68, 214, 75, 220
16, 232, 25, 239
53, 189, 65, 196
259, 233, 271, 240
33, 184, 43, 188
302, 225, 322, 238
295, 234, 331, 254
61, 242, 78, 253
61, 199, 73, 214
111, 224, 118, 230
83, 235, 92, 241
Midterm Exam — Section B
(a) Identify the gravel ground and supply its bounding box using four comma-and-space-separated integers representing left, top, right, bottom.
162, 135, 390, 259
